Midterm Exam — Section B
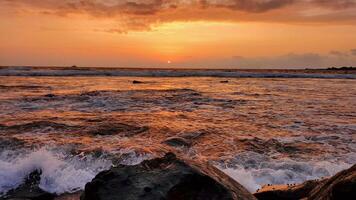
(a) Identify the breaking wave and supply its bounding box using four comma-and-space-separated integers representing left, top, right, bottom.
218, 151, 355, 193
0, 148, 149, 196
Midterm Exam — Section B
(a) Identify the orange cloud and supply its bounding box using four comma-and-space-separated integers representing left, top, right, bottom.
2, 0, 356, 33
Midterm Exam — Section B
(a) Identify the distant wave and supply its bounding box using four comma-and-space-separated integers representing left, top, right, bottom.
0, 67, 355, 79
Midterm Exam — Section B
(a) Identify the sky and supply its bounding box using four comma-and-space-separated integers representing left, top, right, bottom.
0, 0, 356, 69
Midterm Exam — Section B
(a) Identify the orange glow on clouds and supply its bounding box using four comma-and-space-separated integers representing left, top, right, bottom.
1, 0, 356, 68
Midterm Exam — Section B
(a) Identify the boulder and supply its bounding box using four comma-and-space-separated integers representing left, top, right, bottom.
81, 153, 256, 200
1, 170, 55, 200
254, 180, 324, 200
308, 164, 356, 200
254, 164, 356, 200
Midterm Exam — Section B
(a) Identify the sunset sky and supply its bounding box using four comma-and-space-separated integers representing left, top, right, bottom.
1, 0, 356, 68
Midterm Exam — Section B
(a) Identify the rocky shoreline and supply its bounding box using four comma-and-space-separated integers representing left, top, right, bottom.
1, 153, 355, 200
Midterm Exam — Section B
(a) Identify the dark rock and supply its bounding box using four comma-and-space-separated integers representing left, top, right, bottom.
132, 80, 144, 84
163, 137, 192, 147
254, 164, 356, 200
81, 153, 256, 200
308, 164, 356, 200
254, 180, 323, 200
180, 131, 206, 140
163, 131, 206, 148
220, 80, 229, 83
88, 123, 149, 136
1, 170, 55, 200
44, 94, 55, 98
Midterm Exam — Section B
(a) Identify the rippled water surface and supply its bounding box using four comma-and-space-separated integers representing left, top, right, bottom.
0, 76, 355, 194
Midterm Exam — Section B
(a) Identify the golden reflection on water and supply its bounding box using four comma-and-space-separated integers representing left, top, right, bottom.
0, 76, 355, 164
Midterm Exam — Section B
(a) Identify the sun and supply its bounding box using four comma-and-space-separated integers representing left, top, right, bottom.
167, 60, 171, 64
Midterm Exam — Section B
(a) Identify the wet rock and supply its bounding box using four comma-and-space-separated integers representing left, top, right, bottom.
163, 131, 206, 148
254, 180, 324, 200
254, 164, 356, 200
132, 80, 144, 84
81, 153, 256, 200
44, 94, 56, 98
88, 123, 149, 136
163, 137, 192, 147
180, 131, 206, 140
308, 164, 356, 200
1, 170, 55, 200
54, 192, 82, 200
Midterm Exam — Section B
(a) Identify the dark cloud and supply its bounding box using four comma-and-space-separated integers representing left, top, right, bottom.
330, 50, 349, 57
197, 0, 295, 13
312, 0, 356, 9
351, 49, 356, 56
2, 0, 356, 33
6, 0, 356, 17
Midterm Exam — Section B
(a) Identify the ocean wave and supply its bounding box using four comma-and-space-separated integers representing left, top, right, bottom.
0, 148, 111, 196
0, 68, 355, 79
217, 151, 354, 193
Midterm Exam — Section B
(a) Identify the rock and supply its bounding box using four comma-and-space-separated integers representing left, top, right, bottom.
54, 192, 82, 200
163, 131, 206, 148
163, 137, 192, 147
254, 180, 324, 200
220, 80, 229, 83
308, 164, 356, 200
132, 80, 144, 84
81, 153, 256, 200
254, 164, 356, 200
44, 94, 56, 98
1, 170, 55, 200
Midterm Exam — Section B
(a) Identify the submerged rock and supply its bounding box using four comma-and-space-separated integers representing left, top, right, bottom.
1, 170, 55, 200
81, 153, 256, 200
163, 131, 206, 148
163, 137, 192, 147
132, 80, 144, 84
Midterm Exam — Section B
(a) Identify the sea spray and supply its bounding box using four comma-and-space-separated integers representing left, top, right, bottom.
217, 151, 353, 193
0, 148, 112, 195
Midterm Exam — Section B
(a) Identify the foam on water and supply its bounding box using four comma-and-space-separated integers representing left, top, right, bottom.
0, 148, 112, 195
218, 151, 354, 193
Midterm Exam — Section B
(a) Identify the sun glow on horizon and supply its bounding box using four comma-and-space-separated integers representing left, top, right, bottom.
1, 1, 356, 68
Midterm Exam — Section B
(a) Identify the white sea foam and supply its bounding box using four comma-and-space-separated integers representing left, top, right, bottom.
218, 152, 354, 193
0, 148, 112, 195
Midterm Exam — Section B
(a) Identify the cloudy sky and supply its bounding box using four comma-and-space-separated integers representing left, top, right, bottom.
1, 0, 356, 68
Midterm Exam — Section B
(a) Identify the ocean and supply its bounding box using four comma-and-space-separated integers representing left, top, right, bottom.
0, 67, 355, 195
